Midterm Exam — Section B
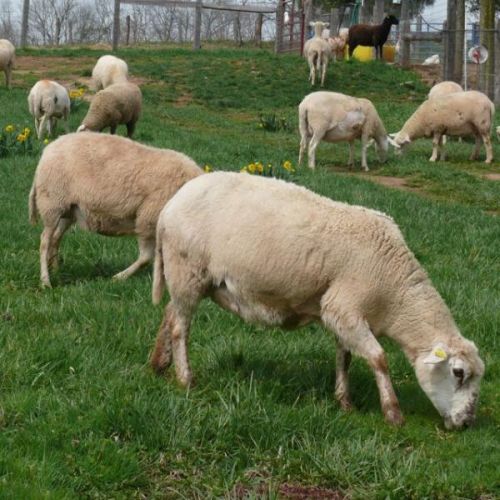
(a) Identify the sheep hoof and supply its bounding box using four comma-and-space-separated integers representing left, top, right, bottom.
40, 279, 52, 289
112, 271, 129, 281
384, 408, 405, 426
338, 398, 354, 412
151, 353, 172, 375
178, 374, 195, 389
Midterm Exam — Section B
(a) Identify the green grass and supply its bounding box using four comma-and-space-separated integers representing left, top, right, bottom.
0, 45, 499, 498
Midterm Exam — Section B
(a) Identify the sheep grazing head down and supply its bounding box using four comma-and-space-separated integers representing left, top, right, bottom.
414, 341, 484, 429
387, 132, 410, 154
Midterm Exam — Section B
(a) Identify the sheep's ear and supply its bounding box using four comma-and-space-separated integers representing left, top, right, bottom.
424, 344, 450, 364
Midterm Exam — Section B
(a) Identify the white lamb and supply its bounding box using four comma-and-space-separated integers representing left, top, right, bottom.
29, 133, 203, 288
327, 36, 346, 61
428, 81, 463, 100
28, 80, 71, 140
92, 55, 128, 90
298, 91, 388, 171
0, 39, 15, 88
151, 172, 484, 429
389, 90, 494, 163
77, 82, 142, 138
304, 21, 331, 86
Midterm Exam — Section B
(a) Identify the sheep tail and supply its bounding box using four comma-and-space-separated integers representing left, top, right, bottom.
152, 229, 165, 305
28, 182, 38, 225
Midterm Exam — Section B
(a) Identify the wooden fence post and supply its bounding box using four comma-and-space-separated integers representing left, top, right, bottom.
453, 0, 465, 84
373, 0, 384, 24
400, 0, 410, 68
255, 13, 263, 47
444, 1, 456, 80
21, 0, 30, 47
193, 0, 202, 50
495, 19, 500, 105
275, 0, 284, 53
112, 0, 120, 51
126, 15, 131, 45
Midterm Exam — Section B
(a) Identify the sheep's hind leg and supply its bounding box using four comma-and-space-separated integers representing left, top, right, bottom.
322, 295, 404, 425
126, 121, 136, 138
307, 132, 323, 169
48, 217, 73, 270
40, 225, 57, 288
335, 341, 353, 411
113, 237, 155, 281
469, 135, 482, 161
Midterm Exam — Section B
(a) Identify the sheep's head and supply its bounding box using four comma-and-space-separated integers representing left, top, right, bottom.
310, 21, 328, 37
414, 341, 484, 429
387, 132, 410, 155
385, 15, 399, 25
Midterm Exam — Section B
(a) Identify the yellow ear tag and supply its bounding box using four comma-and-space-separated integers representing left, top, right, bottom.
434, 348, 447, 360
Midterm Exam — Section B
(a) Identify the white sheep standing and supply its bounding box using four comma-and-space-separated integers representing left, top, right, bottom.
29, 132, 203, 288
77, 82, 142, 138
0, 39, 15, 88
428, 81, 463, 100
298, 91, 388, 171
151, 172, 484, 429
303, 21, 331, 86
389, 90, 494, 163
28, 80, 71, 140
327, 36, 346, 62
92, 54, 128, 90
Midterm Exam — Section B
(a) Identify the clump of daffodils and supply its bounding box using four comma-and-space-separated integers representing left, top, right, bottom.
69, 87, 86, 111
240, 160, 295, 179
203, 164, 213, 173
1, 124, 36, 157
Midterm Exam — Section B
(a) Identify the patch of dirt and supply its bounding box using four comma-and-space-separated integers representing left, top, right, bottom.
231, 481, 345, 499
13, 55, 151, 91
483, 173, 500, 181
173, 92, 193, 107
411, 63, 482, 90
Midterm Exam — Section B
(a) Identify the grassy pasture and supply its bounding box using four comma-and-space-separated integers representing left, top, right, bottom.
0, 45, 499, 498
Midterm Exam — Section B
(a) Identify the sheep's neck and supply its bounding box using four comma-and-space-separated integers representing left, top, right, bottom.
400, 107, 427, 140
314, 25, 323, 37
385, 279, 462, 365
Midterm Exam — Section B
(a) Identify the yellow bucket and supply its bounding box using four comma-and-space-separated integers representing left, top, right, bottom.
345, 44, 396, 62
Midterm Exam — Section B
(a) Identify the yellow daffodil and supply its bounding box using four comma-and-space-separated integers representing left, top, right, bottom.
247, 163, 256, 174
44, 138, 50, 145
17, 133, 27, 143
5, 124, 14, 133
240, 167, 248, 173
23, 127, 31, 137
282, 160, 294, 172
203, 165, 212, 173
255, 162, 263, 173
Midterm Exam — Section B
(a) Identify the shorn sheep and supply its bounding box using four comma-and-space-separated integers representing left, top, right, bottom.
303, 21, 331, 86
0, 39, 15, 88
298, 91, 388, 170
77, 82, 142, 138
92, 54, 128, 90
151, 172, 484, 429
28, 80, 71, 139
348, 15, 399, 59
389, 90, 494, 163
29, 133, 203, 288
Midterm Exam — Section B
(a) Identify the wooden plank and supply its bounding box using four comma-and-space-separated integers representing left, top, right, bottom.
120, 0, 276, 13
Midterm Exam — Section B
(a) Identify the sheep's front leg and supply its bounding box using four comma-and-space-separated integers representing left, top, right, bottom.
482, 134, 493, 164
113, 237, 155, 280
323, 298, 404, 425
439, 135, 446, 161
335, 341, 353, 411
429, 133, 442, 162
361, 135, 370, 171
38, 115, 48, 140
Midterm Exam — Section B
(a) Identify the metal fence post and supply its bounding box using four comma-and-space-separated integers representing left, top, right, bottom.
495, 19, 500, 105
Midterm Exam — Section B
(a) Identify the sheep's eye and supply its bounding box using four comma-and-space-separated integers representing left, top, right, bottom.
453, 368, 464, 383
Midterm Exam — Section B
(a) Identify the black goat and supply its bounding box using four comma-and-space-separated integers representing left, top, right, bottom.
348, 15, 399, 59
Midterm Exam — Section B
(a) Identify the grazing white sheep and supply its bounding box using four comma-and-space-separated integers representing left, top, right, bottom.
304, 21, 331, 86
327, 36, 346, 61
77, 82, 142, 138
29, 133, 203, 288
0, 39, 15, 88
92, 55, 128, 90
298, 91, 388, 171
389, 90, 494, 163
151, 172, 484, 429
28, 80, 71, 140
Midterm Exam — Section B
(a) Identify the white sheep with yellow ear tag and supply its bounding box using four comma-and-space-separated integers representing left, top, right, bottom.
423, 344, 449, 364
